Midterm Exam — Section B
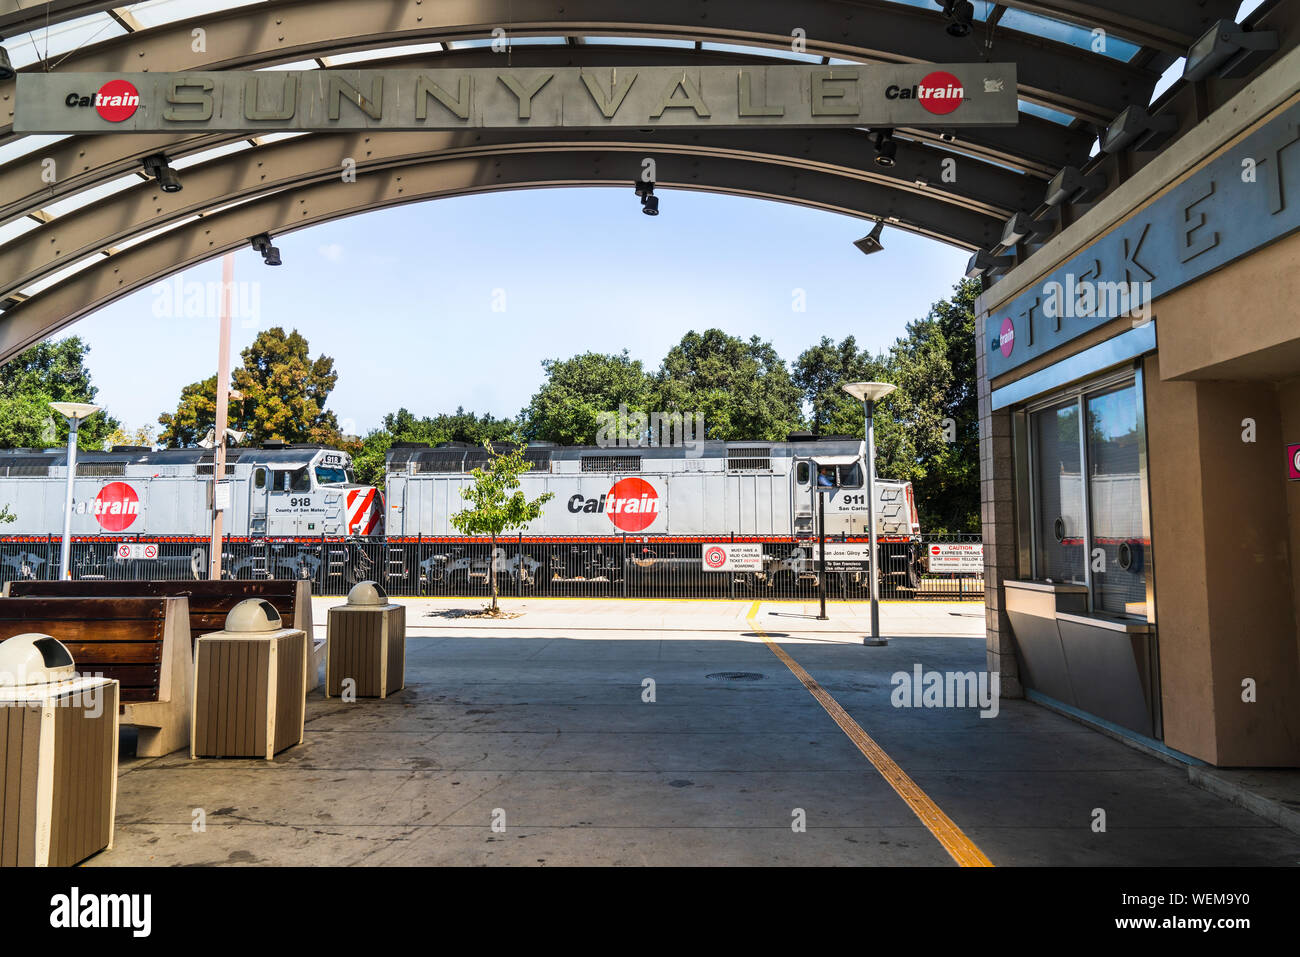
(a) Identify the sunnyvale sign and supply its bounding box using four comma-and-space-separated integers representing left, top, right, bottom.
15, 64, 1017, 133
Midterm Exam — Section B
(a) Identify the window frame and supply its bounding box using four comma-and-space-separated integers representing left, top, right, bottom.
1021, 362, 1154, 621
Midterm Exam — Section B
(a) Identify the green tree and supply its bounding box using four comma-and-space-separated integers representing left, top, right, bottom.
792, 335, 890, 436
0, 505, 14, 525
520, 351, 654, 445
352, 407, 519, 488
157, 328, 341, 447
0, 338, 120, 449
653, 329, 801, 440
449, 442, 554, 612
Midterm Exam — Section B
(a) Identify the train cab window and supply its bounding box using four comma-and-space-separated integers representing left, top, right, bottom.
796, 462, 810, 485
289, 468, 310, 492
837, 463, 863, 488
254, 468, 266, 490
315, 465, 347, 486
816, 466, 836, 488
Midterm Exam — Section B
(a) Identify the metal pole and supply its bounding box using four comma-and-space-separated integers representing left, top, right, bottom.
209, 252, 235, 580
58, 416, 80, 579
864, 398, 885, 645
817, 491, 827, 620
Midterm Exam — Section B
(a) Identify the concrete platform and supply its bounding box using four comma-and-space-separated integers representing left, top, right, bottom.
93, 600, 1300, 866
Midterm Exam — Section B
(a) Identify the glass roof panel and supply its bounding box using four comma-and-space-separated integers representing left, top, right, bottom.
124, 0, 267, 29
41, 175, 142, 218
0, 217, 41, 247
995, 8, 1141, 61
582, 37, 696, 49
19, 254, 105, 298
257, 60, 321, 71
324, 43, 445, 65
6, 14, 127, 70
699, 42, 823, 64
0, 135, 71, 168
171, 140, 252, 170
1018, 100, 1074, 126
109, 215, 200, 253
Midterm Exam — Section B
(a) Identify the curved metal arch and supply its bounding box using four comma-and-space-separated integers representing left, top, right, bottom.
0, 0, 1232, 56
0, 44, 1084, 232
0, 0, 1157, 133
0, 147, 1008, 362
0, 124, 1035, 299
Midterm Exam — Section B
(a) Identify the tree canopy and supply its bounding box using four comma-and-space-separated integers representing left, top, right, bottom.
352, 407, 519, 488
519, 351, 654, 446
0, 337, 120, 450
158, 327, 342, 448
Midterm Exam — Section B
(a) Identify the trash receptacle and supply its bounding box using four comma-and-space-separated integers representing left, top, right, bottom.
0, 632, 119, 866
326, 581, 406, 699
192, 599, 307, 760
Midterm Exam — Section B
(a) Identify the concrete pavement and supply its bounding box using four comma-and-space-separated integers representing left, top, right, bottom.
93, 599, 1300, 866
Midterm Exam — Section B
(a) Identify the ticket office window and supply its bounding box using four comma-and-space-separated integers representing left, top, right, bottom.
1024, 369, 1154, 619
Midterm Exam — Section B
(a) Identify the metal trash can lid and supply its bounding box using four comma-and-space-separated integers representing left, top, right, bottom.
347, 580, 389, 606
0, 633, 76, 686
224, 599, 283, 633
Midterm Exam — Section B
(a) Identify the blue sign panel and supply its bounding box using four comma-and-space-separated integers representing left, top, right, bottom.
987, 100, 1300, 378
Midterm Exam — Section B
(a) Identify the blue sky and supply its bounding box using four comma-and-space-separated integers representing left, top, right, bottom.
69, 186, 970, 438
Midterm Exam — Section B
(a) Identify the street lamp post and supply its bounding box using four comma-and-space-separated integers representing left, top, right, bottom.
842, 382, 896, 646
49, 401, 102, 580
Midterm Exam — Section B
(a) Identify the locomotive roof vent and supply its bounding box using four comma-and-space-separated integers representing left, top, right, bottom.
390, 442, 430, 449
787, 432, 817, 442
261, 440, 288, 449
346, 580, 390, 606
224, 599, 283, 633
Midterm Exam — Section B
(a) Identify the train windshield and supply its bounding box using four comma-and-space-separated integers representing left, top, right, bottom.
315, 465, 348, 485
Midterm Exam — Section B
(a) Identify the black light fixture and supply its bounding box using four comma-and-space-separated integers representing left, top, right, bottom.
1000, 210, 1055, 247
142, 153, 182, 193
940, 1, 975, 38
853, 219, 886, 255
1101, 104, 1179, 154
0, 37, 14, 83
634, 179, 659, 216
250, 233, 282, 266
1183, 19, 1278, 82
965, 248, 1015, 280
1044, 165, 1107, 207
873, 129, 897, 168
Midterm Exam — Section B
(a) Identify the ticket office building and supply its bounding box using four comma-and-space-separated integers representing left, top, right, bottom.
977, 51, 1300, 767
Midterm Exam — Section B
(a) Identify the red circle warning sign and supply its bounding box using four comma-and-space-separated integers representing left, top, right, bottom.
704, 546, 727, 569
94, 80, 140, 122
94, 482, 140, 532
605, 477, 659, 533
917, 71, 964, 115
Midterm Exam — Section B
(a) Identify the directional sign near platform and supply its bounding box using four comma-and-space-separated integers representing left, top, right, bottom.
15, 64, 1018, 134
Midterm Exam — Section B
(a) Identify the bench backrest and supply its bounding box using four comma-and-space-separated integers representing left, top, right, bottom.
0, 596, 189, 703
2, 579, 311, 648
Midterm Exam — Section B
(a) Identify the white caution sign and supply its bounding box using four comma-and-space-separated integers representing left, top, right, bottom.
115, 543, 158, 560
928, 542, 983, 573
701, 542, 763, 572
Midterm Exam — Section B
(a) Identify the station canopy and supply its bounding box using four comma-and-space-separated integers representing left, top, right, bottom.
0, 0, 1265, 362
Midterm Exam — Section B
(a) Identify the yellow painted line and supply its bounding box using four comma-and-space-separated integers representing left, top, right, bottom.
746, 607, 993, 868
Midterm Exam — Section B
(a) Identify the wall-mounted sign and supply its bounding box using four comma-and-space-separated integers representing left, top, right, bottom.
701, 542, 763, 572
115, 543, 157, 560
1288, 443, 1300, 481
14, 64, 1018, 134
985, 99, 1300, 378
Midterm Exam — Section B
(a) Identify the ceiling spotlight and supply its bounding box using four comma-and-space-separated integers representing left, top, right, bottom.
1000, 211, 1055, 247
873, 129, 897, 168
1183, 19, 1278, 82
1044, 165, 1108, 207
938, 130, 957, 143
142, 153, 182, 193
1101, 104, 1179, 154
853, 219, 886, 255
250, 233, 282, 266
0, 39, 14, 83
965, 248, 1015, 280
634, 179, 659, 216
940, 1, 975, 38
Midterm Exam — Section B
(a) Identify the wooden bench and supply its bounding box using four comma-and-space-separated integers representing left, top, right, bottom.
3, 579, 322, 693
0, 596, 192, 757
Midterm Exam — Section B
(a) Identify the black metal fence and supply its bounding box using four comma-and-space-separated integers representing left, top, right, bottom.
0, 534, 984, 601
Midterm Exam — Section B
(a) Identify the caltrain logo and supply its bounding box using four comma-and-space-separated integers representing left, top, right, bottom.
886, 71, 965, 115
64, 79, 140, 122
704, 546, 727, 569
72, 482, 140, 532
567, 477, 661, 532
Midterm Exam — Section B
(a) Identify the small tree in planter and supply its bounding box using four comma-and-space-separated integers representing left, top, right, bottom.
449, 442, 553, 613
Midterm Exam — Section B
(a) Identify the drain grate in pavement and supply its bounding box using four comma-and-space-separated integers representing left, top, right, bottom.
706, 672, 766, 681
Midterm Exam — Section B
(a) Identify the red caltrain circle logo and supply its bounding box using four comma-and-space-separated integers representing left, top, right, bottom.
94, 80, 140, 122
605, 477, 659, 533
998, 317, 1015, 358
93, 482, 140, 531
917, 71, 965, 115
704, 546, 727, 569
